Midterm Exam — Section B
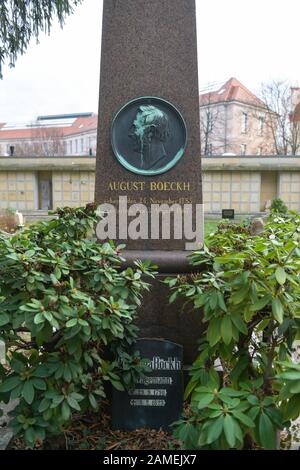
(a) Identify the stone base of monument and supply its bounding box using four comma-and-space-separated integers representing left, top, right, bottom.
136, 275, 204, 365
111, 253, 204, 432
123, 251, 205, 365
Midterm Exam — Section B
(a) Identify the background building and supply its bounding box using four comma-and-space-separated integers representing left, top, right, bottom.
0, 113, 97, 157
0, 96, 300, 219
199, 78, 275, 156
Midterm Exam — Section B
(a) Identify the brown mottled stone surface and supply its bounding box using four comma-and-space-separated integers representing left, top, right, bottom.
95, 0, 202, 252
136, 275, 204, 365
95, 0, 203, 362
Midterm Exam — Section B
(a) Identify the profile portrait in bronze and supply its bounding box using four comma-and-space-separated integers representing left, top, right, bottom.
130, 105, 170, 171
111, 97, 187, 176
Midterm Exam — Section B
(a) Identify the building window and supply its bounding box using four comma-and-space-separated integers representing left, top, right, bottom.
207, 143, 213, 156
241, 112, 248, 134
258, 116, 264, 136
81, 138, 84, 153
240, 144, 247, 156
75, 140, 78, 154
257, 146, 263, 156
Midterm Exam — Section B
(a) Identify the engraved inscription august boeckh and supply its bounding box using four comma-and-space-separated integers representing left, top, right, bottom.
108, 181, 191, 191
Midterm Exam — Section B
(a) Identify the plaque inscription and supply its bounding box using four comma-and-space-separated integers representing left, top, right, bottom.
112, 339, 184, 431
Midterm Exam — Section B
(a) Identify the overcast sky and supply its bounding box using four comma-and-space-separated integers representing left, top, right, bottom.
0, 0, 299, 122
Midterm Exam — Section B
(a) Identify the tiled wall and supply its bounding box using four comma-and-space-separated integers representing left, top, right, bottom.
203, 172, 261, 213
0, 171, 35, 210
0, 169, 299, 215
52, 171, 95, 209
278, 173, 300, 211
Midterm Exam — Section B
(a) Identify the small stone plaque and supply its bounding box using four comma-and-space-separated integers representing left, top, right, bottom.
222, 209, 235, 220
112, 338, 183, 431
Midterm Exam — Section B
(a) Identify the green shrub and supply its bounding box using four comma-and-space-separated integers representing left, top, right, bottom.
166, 212, 300, 450
0, 204, 155, 447
270, 198, 289, 214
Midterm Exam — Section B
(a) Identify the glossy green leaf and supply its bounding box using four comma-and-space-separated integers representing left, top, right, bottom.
232, 410, 255, 428
259, 412, 276, 450
184, 379, 198, 400
272, 298, 284, 324
250, 295, 272, 312
206, 416, 224, 444
67, 396, 81, 411
207, 318, 221, 347
178, 422, 198, 446
221, 316, 232, 345
217, 292, 227, 312
194, 393, 215, 410
223, 415, 236, 448
231, 313, 248, 335
0, 313, 9, 326
282, 394, 300, 421
22, 380, 35, 405
0, 376, 20, 392
290, 382, 300, 394
279, 371, 300, 381
34, 313, 45, 325
61, 401, 71, 421
111, 380, 125, 392
88, 394, 98, 410
38, 398, 50, 413
275, 267, 287, 285
32, 378, 46, 390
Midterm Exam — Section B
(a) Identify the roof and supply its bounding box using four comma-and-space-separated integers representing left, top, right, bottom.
0, 114, 98, 140
37, 113, 93, 121
199, 77, 266, 108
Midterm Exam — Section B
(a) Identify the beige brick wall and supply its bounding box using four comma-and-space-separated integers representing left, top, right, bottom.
203, 171, 261, 214
0, 171, 36, 210
0, 167, 298, 216
279, 173, 300, 211
52, 171, 95, 209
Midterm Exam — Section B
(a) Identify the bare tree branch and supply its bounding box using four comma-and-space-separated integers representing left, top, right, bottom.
259, 80, 300, 155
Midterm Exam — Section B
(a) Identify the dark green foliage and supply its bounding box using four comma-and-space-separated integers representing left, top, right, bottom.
166, 212, 300, 449
0, 0, 82, 78
277, 362, 300, 421
0, 204, 155, 447
270, 198, 288, 214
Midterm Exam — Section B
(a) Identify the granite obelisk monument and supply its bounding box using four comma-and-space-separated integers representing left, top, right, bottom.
95, 0, 203, 363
